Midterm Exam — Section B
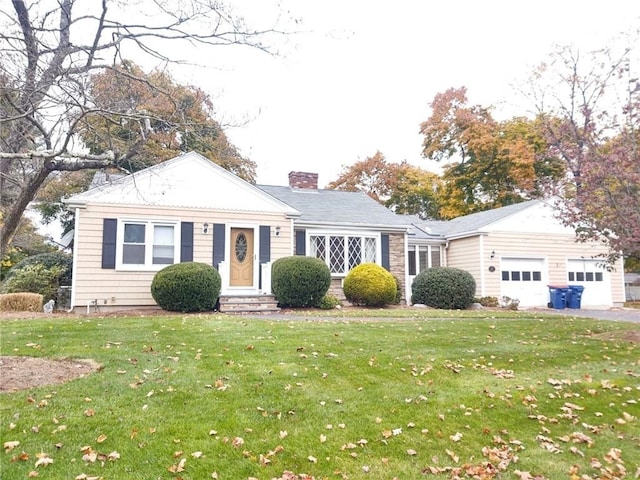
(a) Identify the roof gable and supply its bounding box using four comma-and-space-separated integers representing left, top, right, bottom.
415, 200, 573, 238
66, 152, 298, 215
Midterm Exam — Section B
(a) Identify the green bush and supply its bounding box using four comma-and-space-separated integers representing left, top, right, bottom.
476, 296, 499, 307
343, 263, 396, 307
151, 262, 221, 312
1, 251, 72, 304
3, 251, 72, 285
271, 256, 331, 308
318, 293, 342, 310
0, 263, 65, 302
411, 267, 476, 309
392, 275, 403, 304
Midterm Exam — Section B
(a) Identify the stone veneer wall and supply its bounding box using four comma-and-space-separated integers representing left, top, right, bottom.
388, 232, 406, 304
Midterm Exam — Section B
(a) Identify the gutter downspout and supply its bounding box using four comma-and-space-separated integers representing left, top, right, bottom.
67, 207, 80, 313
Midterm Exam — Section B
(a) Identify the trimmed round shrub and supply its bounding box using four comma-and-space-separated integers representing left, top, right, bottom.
411, 267, 476, 309
271, 256, 331, 308
151, 262, 221, 312
343, 263, 396, 307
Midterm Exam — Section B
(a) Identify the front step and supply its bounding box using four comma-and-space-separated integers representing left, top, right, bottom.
218, 294, 280, 314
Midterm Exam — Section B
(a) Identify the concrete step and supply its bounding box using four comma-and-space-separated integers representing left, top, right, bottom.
218, 295, 280, 314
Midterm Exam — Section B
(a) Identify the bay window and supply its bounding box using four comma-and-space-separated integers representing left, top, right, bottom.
310, 234, 377, 274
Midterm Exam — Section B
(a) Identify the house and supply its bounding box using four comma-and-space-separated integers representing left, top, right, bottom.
409, 201, 626, 309
64, 151, 626, 312
64, 151, 409, 312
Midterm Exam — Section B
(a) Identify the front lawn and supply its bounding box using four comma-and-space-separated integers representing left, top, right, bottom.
1, 310, 638, 479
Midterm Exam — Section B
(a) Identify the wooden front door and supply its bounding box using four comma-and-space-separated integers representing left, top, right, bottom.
230, 228, 254, 287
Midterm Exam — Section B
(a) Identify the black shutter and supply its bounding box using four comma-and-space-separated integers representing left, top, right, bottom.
101, 218, 117, 269
295, 229, 306, 255
381, 234, 390, 270
259, 225, 271, 289
180, 222, 194, 262
213, 223, 225, 269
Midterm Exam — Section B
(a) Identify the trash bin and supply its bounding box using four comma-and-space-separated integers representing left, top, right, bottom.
567, 285, 584, 309
547, 285, 569, 309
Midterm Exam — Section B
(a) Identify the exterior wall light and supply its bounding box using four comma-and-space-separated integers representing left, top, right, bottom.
202, 222, 209, 234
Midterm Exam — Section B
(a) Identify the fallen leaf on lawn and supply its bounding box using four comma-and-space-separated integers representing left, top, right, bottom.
168, 457, 186, 473
27, 471, 38, 478
569, 446, 584, 457
12, 451, 30, 462
4, 440, 20, 452
84, 409, 95, 417
450, 432, 463, 442
82, 451, 97, 463
308, 455, 317, 463
191, 451, 203, 458
279, 430, 288, 439
407, 449, 417, 456
96, 434, 107, 443
232, 437, 244, 447
319, 434, 327, 443
107, 451, 120, 461
445, 449, 459, 464
34, 453, 53, 467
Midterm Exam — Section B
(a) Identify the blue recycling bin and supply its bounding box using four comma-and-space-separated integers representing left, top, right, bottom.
547, 285, 569, 309
567, 285, 584, 309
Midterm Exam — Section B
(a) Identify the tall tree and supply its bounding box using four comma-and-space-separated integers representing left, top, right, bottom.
528, 42, 640, 261
327, 151, 444, 219
420, 87, 565, 218
80, 62, 255, 180
327, 151, 396, 203
0, 0, 286, 257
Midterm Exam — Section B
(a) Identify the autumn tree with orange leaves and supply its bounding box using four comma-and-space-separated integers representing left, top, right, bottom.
328, 151, 444, 219
419, 87, 565, 218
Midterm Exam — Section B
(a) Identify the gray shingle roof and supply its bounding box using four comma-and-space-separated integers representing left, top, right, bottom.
257, 185, 407, 230
420, 200, 541, 237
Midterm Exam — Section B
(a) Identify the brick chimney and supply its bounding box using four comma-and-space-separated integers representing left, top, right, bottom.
288, 171, 318, 189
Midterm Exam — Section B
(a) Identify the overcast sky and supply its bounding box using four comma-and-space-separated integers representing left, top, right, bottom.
178, 1, 638, 188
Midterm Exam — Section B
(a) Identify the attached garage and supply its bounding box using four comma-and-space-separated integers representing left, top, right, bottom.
566, 259, 612, 307
500, 257, 548, 307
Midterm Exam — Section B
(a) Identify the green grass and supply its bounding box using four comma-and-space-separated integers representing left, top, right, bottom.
1, 309, 639, 479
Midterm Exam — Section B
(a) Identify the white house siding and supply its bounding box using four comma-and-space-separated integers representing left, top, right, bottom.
71, 203, 291, 312
445, 236, 484, 298
472, 231, 624, 308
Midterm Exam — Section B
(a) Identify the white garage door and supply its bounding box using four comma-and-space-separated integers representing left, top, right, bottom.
566, 259, 611, 307
500, 258, 547, 307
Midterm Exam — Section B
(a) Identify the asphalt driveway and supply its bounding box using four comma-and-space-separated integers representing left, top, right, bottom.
541, 308, 639, 323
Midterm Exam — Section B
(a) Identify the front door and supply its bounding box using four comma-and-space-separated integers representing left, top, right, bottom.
230, 228, 254, 287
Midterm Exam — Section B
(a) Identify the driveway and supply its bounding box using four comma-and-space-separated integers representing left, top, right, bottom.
541, 308, 639, 323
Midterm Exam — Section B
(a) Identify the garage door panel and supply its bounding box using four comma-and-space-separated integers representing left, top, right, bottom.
566, 260, 611, 307
500, 258, 547, 307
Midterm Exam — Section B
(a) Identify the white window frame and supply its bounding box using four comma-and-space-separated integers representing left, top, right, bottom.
308, 230, 380, 276
408, 244, 442, 276
116, 219, 180, 271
